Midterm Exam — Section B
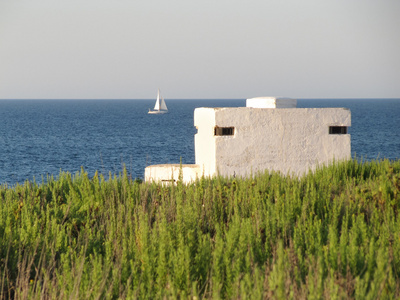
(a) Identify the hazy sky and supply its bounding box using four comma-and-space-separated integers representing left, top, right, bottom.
1, 0, 399, 99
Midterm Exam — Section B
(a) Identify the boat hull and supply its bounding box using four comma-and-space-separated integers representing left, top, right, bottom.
148, 110, 168, 114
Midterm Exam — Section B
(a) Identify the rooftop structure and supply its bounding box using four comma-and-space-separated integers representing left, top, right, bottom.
145, 97, 351, 183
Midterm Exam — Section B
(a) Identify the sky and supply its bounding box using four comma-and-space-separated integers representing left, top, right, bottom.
0, 0, 399, 99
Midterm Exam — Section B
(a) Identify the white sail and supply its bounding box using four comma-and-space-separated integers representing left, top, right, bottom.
160, 96, 168, 111
154, 89, 161, 110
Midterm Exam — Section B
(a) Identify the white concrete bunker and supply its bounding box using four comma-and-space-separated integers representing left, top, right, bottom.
145, 97, 351, 183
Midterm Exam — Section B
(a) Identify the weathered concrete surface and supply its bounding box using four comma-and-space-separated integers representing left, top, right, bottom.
194, 107, 351, 177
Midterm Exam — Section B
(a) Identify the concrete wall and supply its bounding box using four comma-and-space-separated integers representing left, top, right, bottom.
194, 107, 351, 178
144, 164, 201, 183
194, 108, 217, 176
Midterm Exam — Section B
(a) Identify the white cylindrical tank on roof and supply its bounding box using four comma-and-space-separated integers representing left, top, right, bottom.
246, 97, 297, 108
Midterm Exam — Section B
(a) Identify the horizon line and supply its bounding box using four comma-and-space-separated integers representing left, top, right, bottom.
1, 97, 399, 101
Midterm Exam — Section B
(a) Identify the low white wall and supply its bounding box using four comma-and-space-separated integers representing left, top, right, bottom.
144, 164, 201, 184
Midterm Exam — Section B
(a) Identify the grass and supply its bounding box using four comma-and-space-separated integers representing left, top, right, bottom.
1, 159, 400, 299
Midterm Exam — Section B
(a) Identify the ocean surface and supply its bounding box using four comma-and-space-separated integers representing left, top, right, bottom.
0, 99, 399, 185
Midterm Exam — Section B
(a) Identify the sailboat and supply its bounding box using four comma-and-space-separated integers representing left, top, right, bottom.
148, 89, 168, 114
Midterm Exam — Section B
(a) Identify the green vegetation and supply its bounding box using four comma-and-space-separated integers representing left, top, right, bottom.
1, 159, 400, 299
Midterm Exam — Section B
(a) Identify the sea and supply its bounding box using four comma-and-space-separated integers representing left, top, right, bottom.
0, 99, 399, 186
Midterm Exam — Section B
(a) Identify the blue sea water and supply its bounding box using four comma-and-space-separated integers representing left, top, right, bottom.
0, 99, 399, 185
